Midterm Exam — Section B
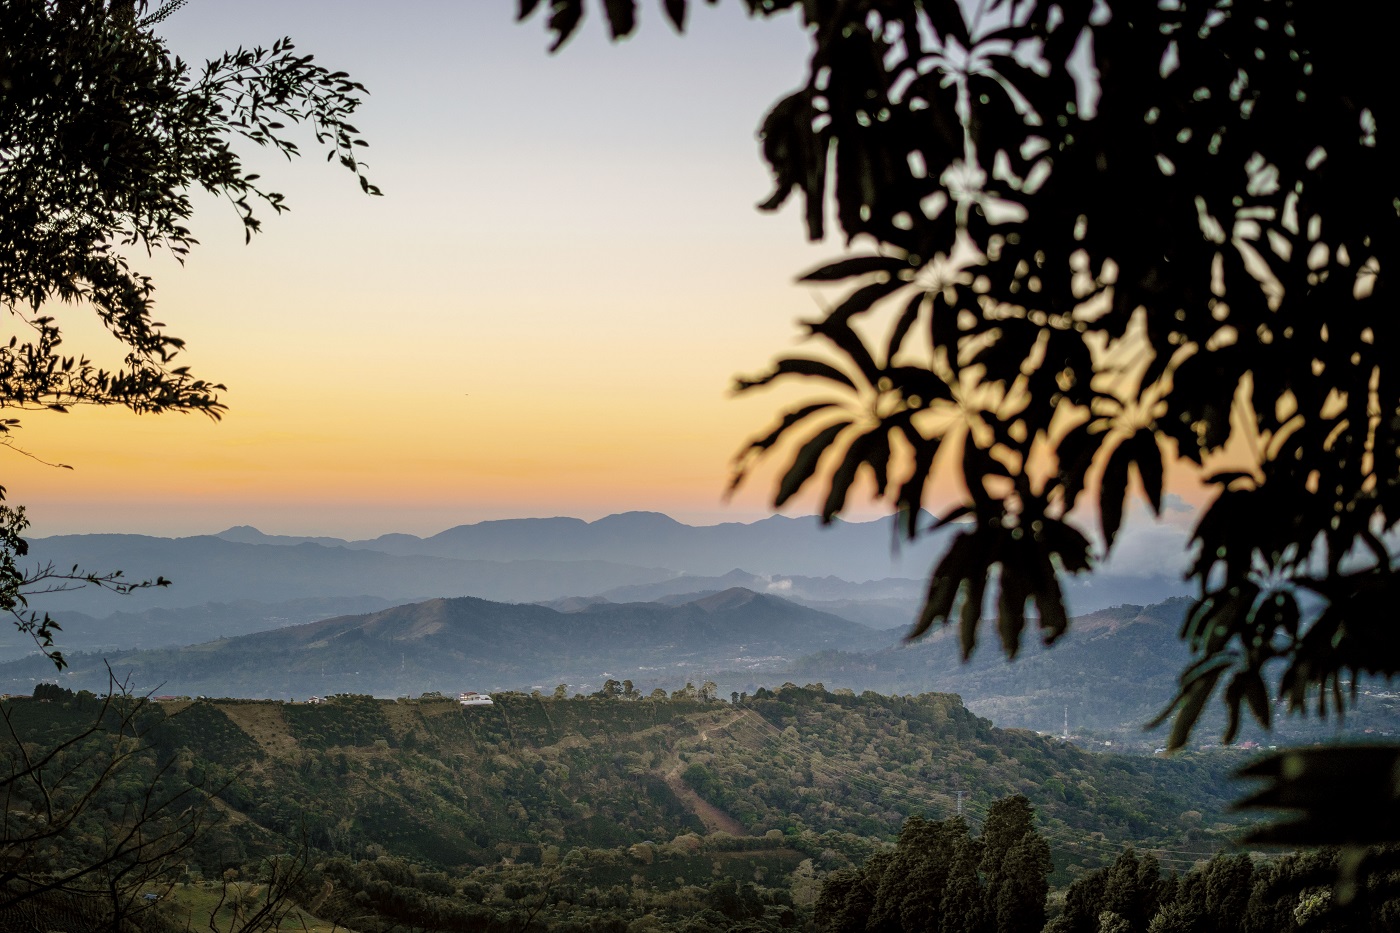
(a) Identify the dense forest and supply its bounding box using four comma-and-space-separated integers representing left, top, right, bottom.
816, 808, 1400, 933
0, 684, 1375, 931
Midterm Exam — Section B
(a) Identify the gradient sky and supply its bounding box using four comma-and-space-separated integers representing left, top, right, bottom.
9, 2, 858, 536
8, 1, 1205, 546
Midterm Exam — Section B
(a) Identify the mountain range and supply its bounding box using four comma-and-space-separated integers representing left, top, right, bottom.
3, 588, 888, 698
13, 511, 1190, 663
208, 511, 953, 579
8, 584, 1394, 749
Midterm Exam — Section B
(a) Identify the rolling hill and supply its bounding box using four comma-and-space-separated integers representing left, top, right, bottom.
1, 588, 890, 697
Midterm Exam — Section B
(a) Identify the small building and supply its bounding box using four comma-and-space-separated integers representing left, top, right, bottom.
458, 692, 493, 706
307, 696, 324, 705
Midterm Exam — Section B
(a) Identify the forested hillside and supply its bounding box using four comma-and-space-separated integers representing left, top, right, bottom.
2, 685, 1255, 930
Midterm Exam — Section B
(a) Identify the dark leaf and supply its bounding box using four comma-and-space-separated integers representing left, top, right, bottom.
774, 420, 852, 507
807, 316, 882, 387
1237, 747, 1400, 849
662, 0, 686, 30
894, 435, 941, 539
997, 558, 1031, 659
547, 1, 585, 51
734, 358, 857, 392
909, 531, 975, 641
822, 428, 881, 521
1030, 555, 1069, 645
887, 292, 925, 362
1167, 664, 1229, 751
929, 288, 961, 373
1098, 436, 1133, 552
799, 255, 909, 282
1037, 518, 1093, 575
601, 0, 637, 39
757, 90, 827, 239
734, 402, 837, 460
959, 568, 988, 661
932, 505, 973, 529
962, 442, 1008, 514
1128, 429, 1163, 515
1242, 671, 1271, 731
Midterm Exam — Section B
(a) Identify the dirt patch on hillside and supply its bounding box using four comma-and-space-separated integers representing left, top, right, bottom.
660, 710, 749, 836
383, 701, 428, 739
663, 767, 746, 835
216, 702, 297, 756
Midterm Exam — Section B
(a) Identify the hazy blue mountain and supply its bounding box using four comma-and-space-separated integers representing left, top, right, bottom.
594, 570, 924, 604
2, 588, 890, 698
20, 534, 673, 615
576, 571, 924, 629
214, 525, 350, 548
216, 511, 956, 580
18, 514, 1189, 664
214, 511, 1191, 607
0, 596, 408, 662
731, 598, 1400, 749
588, 569, 1187, 631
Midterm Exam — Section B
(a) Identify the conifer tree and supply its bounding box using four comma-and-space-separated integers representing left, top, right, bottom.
814, 866, 876, 933
1201, 853, 1254, 933
871, 816, 943, 933
991, 831, 1053, 933
1101, 850, 1163, 933
966, 797, 1052, 933
1047, 868, 1108, 933
938, 827, 986, 933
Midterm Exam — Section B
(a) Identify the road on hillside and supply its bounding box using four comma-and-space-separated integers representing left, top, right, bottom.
660, 710, 749, 836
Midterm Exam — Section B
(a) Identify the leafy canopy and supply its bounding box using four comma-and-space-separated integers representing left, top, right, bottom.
0, 0, 379, 661
525, 1, 1392, 765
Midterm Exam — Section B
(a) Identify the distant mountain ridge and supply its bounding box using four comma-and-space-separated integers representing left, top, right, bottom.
761, 598, 1400, 747
537, 571, 928, 630
0, 596, 408, 662
15, 512, 1189, 663
18, 533, 673, 615
212, 512, 1187, 613
209, 511, 954, 579
1, 587, 889, 697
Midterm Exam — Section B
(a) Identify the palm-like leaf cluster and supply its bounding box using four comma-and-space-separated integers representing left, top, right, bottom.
528, 0, 1395, 771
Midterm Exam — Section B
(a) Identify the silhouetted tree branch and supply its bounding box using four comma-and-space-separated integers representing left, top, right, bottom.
0, 668, 211, 923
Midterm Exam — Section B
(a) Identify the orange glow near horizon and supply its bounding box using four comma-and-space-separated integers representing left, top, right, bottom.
2, 2, 1217, 543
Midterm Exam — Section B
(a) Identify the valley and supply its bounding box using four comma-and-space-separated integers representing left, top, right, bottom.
6, 512, 1394, 931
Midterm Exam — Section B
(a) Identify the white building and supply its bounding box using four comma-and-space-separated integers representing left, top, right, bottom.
458, 692, 493, 706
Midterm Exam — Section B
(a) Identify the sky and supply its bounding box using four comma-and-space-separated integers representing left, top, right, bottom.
6, 0, 1204, 550
10, 2, 846, 536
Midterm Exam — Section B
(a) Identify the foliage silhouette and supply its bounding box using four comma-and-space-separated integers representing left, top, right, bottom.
0, 673, 209, 925
0, 0, 378, 659
525, 0, 1395, 844
1, 1, 378, 923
